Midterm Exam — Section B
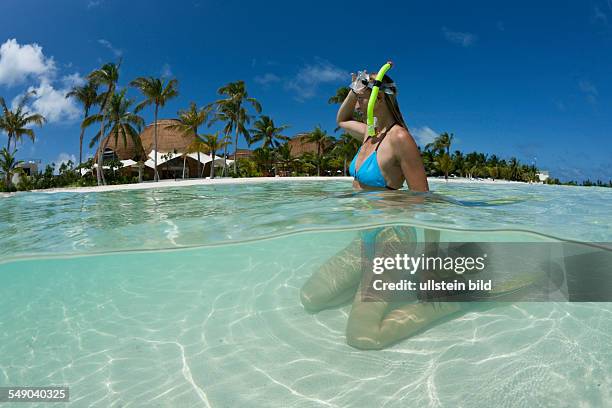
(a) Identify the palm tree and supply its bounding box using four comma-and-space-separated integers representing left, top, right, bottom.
508, 157, 522, 181
332, 133, 360, 176
0, 93, 46, 153
328, 86, 358, 130
83, 90, 144, 181
435, 153, 454, 180
488, 165, 499, 181
425, 132, 454, 156
166, 102, 211, 178
305, 126, 331, 176
181, 137, 207, 179
252, 147, 273, 175
215, 80, 262, 174
328, 87, 350, 104
275, 142, 295, 176
88, 62, 120, 185
66, 81, 99, 166
210, 102, 232, 177
201, 132, 230, 179
249, 115, 289, 150
0, 148, 22, 189
130, 76, 179, 181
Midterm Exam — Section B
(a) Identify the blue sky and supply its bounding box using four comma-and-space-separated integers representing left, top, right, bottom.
1, 0, 611, 181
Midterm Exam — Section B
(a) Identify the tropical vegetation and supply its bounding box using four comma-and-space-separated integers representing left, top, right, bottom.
2, 60, 612, 192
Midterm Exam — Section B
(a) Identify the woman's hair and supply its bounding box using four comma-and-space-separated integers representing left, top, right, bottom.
366, 72, 408, 130
380, 74, 409, 130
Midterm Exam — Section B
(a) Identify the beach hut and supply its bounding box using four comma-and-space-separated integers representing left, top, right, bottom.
287, 133, 333, 157
98, 119, 232, 179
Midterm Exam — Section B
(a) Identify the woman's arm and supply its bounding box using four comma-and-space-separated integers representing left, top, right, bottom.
336, 91, 366, 140
390, 129, 430, 192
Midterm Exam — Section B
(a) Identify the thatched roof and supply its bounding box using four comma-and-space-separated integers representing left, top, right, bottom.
140, 119, 196, 154
101, 131, 145, 160
233, 148, 254, 159
288, 133, 333, 157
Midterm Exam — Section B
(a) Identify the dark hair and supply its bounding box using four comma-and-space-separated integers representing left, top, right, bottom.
366, 72, 409, 130
381, 74, 409, 130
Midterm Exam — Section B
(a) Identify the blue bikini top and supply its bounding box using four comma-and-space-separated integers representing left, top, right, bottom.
349, 124, 396, 189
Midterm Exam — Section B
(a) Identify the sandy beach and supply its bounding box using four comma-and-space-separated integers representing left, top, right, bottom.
8, 176, 534, 194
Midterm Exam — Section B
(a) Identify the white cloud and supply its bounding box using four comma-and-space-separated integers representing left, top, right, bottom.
61, 72, 86, 88
161, 63, 173, 78
14, 78, 81, 123
0, 39, 84, 124
0, 39, 56, 86
578, 79, 598, 104
54, 152, 77, 172
254, 73, 281, 86
442, 27, 477, 47
87, 0, 103, 8
98, 39, 122, 57
285, 59, 347, 100
411, 126, 438, 147
593, 6, 608, 24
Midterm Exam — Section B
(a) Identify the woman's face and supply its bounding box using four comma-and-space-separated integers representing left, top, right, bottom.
355, 87, 385, 117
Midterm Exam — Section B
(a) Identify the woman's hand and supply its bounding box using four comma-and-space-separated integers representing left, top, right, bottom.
337, 73, 368, 140
349, 71, 369, 95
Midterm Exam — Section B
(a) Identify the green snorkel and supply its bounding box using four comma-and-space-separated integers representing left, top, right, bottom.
367, 61, 393, 136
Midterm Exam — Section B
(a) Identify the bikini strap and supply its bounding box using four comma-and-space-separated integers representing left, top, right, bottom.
374, 122, 397, 151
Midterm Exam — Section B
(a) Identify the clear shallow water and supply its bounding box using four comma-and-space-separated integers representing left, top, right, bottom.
0, 180, 611, 407
0, 180, 611, 260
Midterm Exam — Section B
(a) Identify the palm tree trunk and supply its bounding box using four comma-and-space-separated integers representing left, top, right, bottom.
6, 135, 11, 151
79, 108, 88, 168
194, 128, 200, 178
154, 104, 159, 181
317, 144, 321, 176
210, 150, 216, 179
196, 151, 201, 179
233, 127, 239, 174
138, 163, 143, 183
96, 120, 105, 186
343, 156, 347, 176
182, 155, 187, 179
78, 128, 84, 168
96, 92, 109, 186
222, 131, 229, 177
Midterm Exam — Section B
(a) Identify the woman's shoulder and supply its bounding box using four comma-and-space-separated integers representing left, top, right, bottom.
389, 125, 419, 149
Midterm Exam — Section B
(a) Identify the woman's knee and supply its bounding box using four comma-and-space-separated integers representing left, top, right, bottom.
346, 328, 385, 350
300, 285, 323, 312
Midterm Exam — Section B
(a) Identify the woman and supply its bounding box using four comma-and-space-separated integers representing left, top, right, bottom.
337, 71, 428, 192
300, 70, 461, 350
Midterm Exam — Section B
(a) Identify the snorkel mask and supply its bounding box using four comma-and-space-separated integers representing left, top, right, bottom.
350, 61, 395, 136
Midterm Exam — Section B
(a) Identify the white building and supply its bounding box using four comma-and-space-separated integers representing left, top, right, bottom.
536, 170, 550, 182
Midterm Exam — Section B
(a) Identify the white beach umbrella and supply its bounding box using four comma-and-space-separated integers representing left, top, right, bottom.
145, 150, 178, 168
120, 159, 137, 168
187, 152, 213, 164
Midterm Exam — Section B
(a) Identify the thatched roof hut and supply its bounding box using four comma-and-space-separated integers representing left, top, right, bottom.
233, 148, 254, 159
140, 119, 195, 154
288, 133, 333, 157
100, 131, 145, 160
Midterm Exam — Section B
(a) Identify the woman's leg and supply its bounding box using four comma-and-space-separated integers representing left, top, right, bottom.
345, 226, 461, 350
346, 286, 461, 350
300, 235, 363, 312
